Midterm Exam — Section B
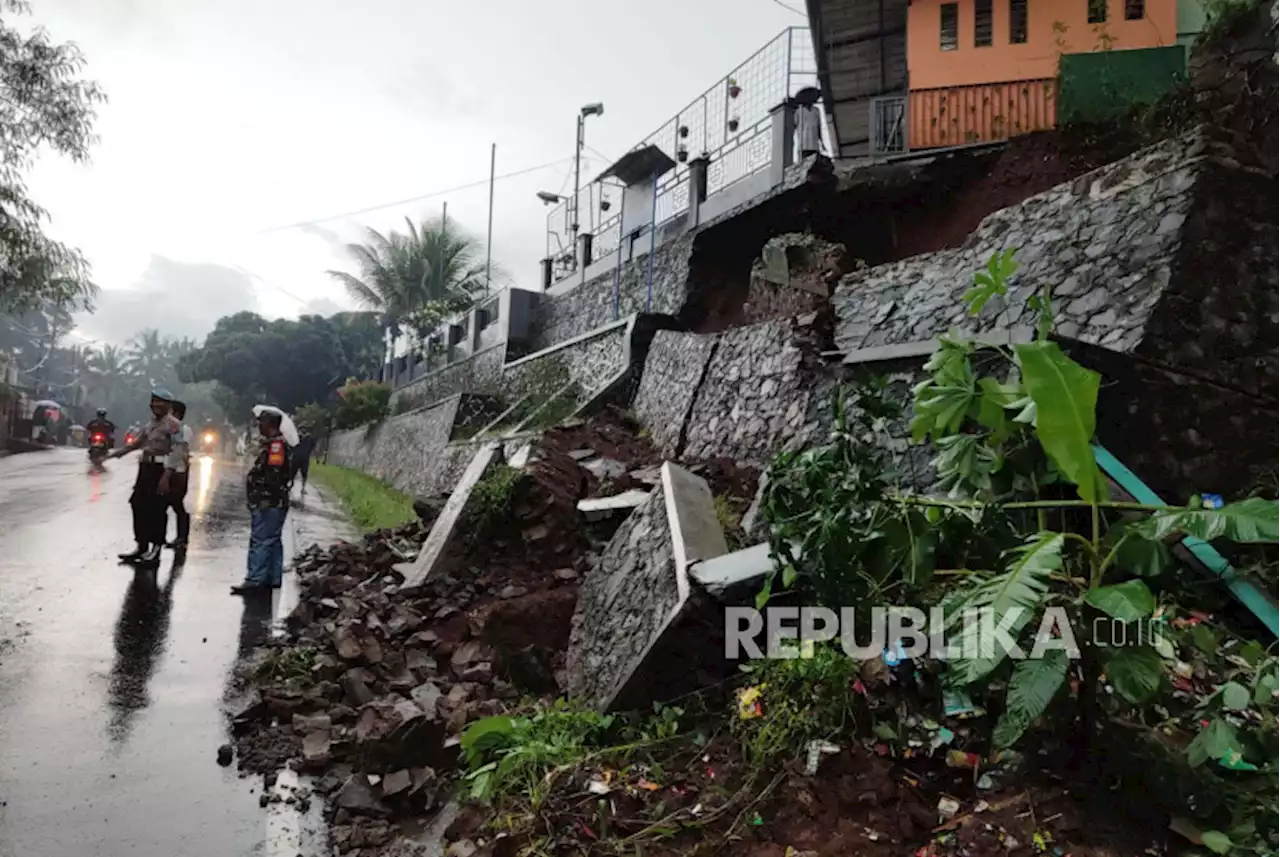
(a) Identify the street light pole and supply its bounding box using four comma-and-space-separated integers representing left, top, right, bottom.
572, 113, 583, 245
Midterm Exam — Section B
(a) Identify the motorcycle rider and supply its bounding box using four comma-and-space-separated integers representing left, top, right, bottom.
108, 388, 181, 566
86, 408, 115, 448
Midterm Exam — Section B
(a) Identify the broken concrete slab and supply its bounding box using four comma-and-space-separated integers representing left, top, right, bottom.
506, 442, 534, 470
663, 461, 731, 577
396, 442, 501, 587
582, 457, 627, 481
566, 462, 729, 711
576, 489, 651, 522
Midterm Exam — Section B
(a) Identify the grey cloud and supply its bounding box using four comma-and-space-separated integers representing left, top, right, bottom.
75, 256, 260, 346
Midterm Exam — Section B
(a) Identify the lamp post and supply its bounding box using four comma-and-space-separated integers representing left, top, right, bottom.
573, 102, 604, 265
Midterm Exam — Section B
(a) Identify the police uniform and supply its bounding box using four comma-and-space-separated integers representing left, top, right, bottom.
238, 431, 292, 590
119, 401, 181, 564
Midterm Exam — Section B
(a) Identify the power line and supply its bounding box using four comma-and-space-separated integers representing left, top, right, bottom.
253, 157, 573, 235
767, 0, 807, 15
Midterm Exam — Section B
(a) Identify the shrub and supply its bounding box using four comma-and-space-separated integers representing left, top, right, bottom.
333, 379, 390, 429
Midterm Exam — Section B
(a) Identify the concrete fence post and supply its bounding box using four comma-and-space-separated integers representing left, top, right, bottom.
768, 100, 797, 187
687, 155, 710, 227
540, 257, 553, 291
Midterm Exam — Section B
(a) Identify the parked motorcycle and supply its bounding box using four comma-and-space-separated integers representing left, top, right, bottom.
88, 432, 110, 469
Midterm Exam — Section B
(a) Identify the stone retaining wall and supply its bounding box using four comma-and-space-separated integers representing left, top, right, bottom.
327, 396, 463, 496
532, 234, 695, 352
391, 345, 507, 413
633, 314, 827, 468
834, 132, 1194, 352
832, 126, 1278, 396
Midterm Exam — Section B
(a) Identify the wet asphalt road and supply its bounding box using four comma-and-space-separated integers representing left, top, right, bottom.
0, 447, 349, 857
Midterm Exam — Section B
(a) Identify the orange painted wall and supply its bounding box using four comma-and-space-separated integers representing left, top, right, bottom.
907, 0, 1178, 90
908, 79, 1057, 148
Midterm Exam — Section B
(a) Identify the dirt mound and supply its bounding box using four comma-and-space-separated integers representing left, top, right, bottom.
895, 126, 1146, 258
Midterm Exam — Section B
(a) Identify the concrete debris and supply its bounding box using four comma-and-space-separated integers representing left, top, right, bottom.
216, 744, 233, 767
582, 456, 628, 481
227, 409, 673, 855
576, 490, 651, 522
396, 442, 502, 587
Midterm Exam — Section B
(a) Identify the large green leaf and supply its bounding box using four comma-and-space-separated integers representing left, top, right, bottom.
1105, 645, 1163, 704
1109, 527, 1170, 577
1186, 717, 1243, 768
1137, 497, 1280, 544
993, 649, 1069, 748
948, 532, 1063, 685
1014, 341, 1106, 503
1200, 831, 1233, 855
1085, 580, 1156, 622
962, 249, 1019, 316
1220, 681, 1250, 711
912, 343, 978, 441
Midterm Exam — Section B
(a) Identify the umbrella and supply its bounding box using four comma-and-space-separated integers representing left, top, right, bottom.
252, 405, 299, 447
32, 400, 61, 409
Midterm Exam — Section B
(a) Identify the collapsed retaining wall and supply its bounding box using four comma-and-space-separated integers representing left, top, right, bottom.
633, 314, 827, 468
832, 125, 1278, 396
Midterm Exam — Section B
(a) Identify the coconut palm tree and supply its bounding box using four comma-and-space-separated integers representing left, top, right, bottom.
326, 215, 490, 376
125, 328, 169, 387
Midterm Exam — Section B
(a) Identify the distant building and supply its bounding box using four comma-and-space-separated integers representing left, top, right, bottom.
807, 0, 1202, 157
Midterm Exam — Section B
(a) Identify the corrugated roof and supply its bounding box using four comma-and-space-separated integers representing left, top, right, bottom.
803, 0, 909, 158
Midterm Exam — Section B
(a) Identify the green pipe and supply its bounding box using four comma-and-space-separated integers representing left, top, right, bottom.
1093, 444, 1278, 638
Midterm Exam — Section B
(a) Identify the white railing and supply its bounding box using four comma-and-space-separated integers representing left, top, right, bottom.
548, 27, 821, 276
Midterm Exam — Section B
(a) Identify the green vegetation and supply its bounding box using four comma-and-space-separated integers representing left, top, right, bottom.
460, 700, 689, 807
755, 250, 1280, 852
249, 645, 317, 684
463, 465, 523, 540
332, 379, 391, 429
732, 644, 860, 765
310, 462, 416, 533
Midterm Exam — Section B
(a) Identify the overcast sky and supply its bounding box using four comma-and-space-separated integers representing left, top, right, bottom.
22, 0, 805, 347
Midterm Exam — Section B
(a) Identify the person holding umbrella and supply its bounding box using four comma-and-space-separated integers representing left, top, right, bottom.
230, 405, 296, 595
109, 387, 181, 566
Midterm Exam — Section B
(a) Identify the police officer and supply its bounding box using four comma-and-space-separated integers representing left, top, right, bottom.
109, 388, 181, 566
230, 408, 293, 595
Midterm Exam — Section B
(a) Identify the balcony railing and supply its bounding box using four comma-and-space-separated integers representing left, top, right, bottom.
547, 27, 821, 281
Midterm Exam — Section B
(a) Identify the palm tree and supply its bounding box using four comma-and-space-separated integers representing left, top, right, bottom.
124, 329, 169, 387
325, 216, 490, 372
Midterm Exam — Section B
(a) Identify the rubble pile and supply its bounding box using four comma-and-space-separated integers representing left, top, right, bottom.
226, 411, 674, 855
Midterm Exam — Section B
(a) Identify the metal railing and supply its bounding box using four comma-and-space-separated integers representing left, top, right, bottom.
547, 27, 820, 278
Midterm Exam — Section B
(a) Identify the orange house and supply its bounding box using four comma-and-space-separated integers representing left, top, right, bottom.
905, 0, 1178, 148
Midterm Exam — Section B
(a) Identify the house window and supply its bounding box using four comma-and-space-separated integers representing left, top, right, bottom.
1010, 0, 1028, 42
1124, 0, 1144, 18
975, 0, 993, 46
1088, 0, 1107, 23
940, 3, 959, 50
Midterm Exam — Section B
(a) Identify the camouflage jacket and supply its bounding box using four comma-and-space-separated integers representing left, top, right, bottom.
246, 434, 292, 509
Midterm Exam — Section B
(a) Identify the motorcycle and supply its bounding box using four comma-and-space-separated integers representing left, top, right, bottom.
198, 426, 220, 456
88, 432, 110, 468
124, 429, 137, 447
